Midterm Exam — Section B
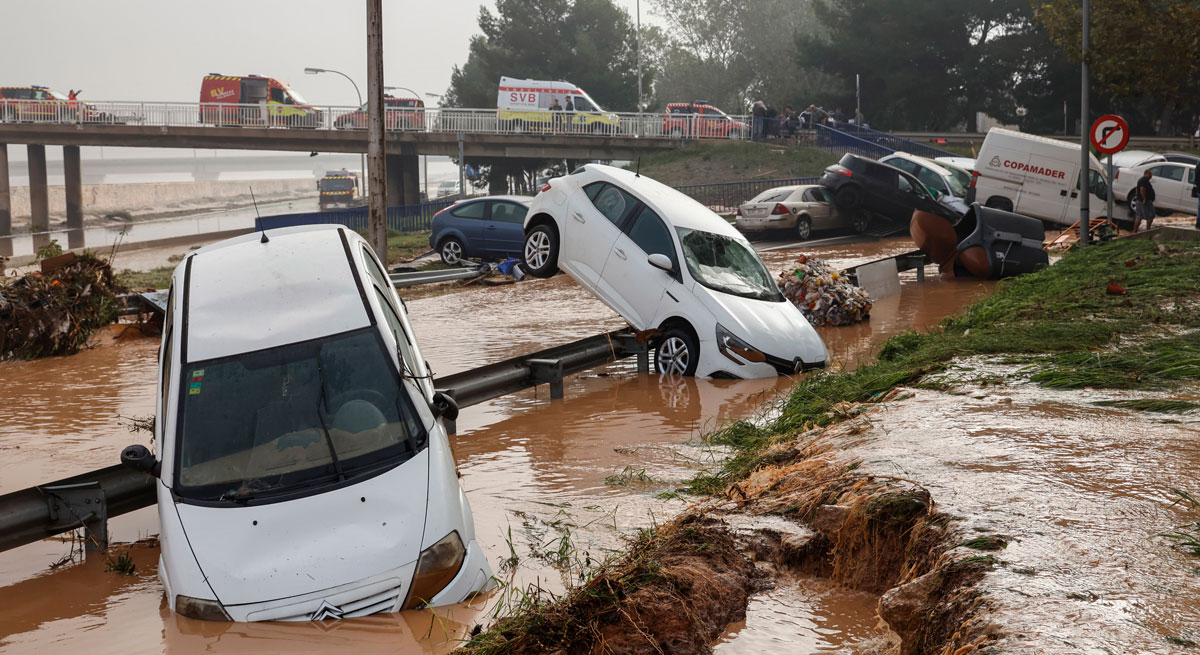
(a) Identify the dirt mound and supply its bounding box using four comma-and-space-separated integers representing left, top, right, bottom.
461, 514, 757, 655
0, 253, 126, 360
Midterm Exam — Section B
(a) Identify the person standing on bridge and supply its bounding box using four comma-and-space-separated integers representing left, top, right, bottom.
564, 96, 575, 133
549, 97, 563, 133
1134, 169, 1156, 233
67, 89, 81, 123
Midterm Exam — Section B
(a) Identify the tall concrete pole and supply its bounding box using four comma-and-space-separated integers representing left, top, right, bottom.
636, 0, 642, 113
0, 144, 11, 256
27, 145, 49, 236
1078, 0, 1090, 246
64, 146, 85, 250
366, 0, 388, 262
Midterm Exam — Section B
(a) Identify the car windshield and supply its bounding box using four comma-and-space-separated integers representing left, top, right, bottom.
677, 228, 783, 302
320, 178, 355, 191
175, 327, 426, 502
285, 87, 307, 105
46, 89, 68, 100
942, 165, 972, 193
749, 187, 795, 203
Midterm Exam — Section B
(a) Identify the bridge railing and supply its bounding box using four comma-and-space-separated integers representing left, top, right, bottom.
256, 199, 457, 233
830, 124, 959, 160
0, 99, 752, 141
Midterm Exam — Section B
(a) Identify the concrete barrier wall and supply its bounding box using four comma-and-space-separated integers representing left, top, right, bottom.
8, 178, 316, 221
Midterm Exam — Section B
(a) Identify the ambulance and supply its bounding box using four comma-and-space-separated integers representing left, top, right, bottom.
199, 74, 322, 128
973, 128, 1110, 226
496, 76, 619, 134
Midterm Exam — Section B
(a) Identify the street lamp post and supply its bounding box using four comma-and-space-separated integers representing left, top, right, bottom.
424, 92, 444, 201
306, 66, 367, 199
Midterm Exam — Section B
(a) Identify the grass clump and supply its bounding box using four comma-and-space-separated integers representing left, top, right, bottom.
627, 141, 840, 186
383, 229, 433, 263
690, 239, 1200, 493
1092, 398, 1199, 413
1159, 489, 1200, 557
961, 535, 1008, 551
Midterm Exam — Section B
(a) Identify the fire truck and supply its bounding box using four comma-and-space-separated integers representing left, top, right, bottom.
662, 101, 745, 139
317, 170, 363, 210
199, 74, 322, 128
333, 95, 426, 130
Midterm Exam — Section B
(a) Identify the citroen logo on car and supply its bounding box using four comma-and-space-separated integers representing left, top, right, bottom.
311, 600, 345, 621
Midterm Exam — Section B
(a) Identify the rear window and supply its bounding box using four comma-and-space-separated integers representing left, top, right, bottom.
450, 201, 486, 219
749, 187, 795, 203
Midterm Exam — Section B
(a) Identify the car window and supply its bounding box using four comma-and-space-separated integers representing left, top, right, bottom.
589, 184, 638, 227
360, 245, 392, 293
5, 88, 33, 100
1190, 168, 1196, 185
1161, 166, 1186, 182
865, 162, 894, 181
809, 187, 832, 203
626, 206, 677, 265
574, 96, 595, 112
885, 158, 914, 174
373, 287, 419, 376
450, 201, 487, 219
489, 201, 528, 224
898, 175, 913, 193
915, 167, 949, 194
750, 188, 793, 203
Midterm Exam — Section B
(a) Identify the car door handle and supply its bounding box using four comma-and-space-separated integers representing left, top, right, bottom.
486, 225, 497, 230
1060, 189, 1068, 197
613, 248, 627, 260
571, 211, 585, 223
1070, 191, 1078, 198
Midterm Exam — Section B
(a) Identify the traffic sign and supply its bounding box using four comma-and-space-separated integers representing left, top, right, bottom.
1090, 114, 1129, 155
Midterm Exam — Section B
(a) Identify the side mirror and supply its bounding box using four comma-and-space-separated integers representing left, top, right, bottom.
431, 391, 459, 422
121, 444, 158, 477
647, 253, 674, 273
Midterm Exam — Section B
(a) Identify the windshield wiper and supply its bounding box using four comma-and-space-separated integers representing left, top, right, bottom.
315, 355, 346, 481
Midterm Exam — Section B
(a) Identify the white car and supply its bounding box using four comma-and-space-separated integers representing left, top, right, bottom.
735, 184, 853, 240
1112, 161, 1197, 215
879, 152, 971, 215
120, 225, 492, 622
521, 164, 828, 379
1109, 149, 1164, 170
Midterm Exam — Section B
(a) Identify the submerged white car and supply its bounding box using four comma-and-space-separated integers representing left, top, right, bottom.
522, 164, 827, 378
120, 225, 492, 622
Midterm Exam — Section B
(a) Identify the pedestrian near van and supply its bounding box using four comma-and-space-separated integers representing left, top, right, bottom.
564, 96, 575, 132
1193, 174, 1199, 229
549, 97, 563, 132
751, 100, 766, 141
1134, 169, 1156, 232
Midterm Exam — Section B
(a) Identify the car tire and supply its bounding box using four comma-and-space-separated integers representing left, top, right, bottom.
796, 215, 812, 240
1126, 189, 1137, 204
850, 210, 871, 233
522, 223, 559, 278
984, 197, 1014, 212
834, 185, 862, 209
655, 327, 699, 376
439, 237, 465, 266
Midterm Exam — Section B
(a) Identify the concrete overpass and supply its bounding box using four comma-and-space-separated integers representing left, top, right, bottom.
0, 119, 694, 255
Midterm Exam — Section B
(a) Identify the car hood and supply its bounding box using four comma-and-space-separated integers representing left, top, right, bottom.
696, 287, 827, 367
175, 454, 429, 606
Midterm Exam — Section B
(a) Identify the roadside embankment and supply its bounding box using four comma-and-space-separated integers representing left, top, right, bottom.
8, 178, 316, 224
627, 142, 840, 186
458, 238, 1200, 654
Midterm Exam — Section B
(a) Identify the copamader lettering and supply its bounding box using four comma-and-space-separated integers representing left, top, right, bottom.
1002, 160, 1066, 179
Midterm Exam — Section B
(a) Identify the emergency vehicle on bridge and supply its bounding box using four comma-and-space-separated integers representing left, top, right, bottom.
496, 77, 619, 134
199, 74, 322, 128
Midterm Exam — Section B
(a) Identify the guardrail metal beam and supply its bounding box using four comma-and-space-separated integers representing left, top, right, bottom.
0, 328, 648, 554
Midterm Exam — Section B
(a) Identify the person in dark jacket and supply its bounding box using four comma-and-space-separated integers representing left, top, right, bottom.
751, 100, 766, 141
1134, 169, 1156, 232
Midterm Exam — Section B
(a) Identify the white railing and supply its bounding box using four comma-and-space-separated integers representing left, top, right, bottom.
0, 99, 751, 141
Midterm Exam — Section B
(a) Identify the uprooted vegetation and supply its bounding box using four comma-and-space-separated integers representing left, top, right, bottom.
1, 252, 126, 360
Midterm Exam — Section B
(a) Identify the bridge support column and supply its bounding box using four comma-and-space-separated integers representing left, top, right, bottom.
0, 144, 11, 257
386, 153, 421, 207
64, 146, 84, 250
27, 144, 49, 250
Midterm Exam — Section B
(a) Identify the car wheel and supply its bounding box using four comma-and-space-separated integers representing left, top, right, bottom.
984, 197, 1013, 212
850, 210, 871, 233
834, 185, 862, 209
522, 224, 559, 278
1125, 189, 1137, 204
655, 327, 699, 376
1155, 206, 1172, 217
795, 215, 812, 241
439, 237, 465, 265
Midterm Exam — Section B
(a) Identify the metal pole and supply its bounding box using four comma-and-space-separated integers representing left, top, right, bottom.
1064, 100, 1068, 136
1078, 0, 1090, 246
856, 74, 861, 123
636, 0, 642, 113
423, 155, 428, 201
311, 68, 366, 199
1107, 153, 1114, 226
366, 0, 388, 261
457, 133, 465, 197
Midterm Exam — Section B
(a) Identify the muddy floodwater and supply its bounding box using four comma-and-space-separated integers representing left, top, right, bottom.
0, 236, 994, 653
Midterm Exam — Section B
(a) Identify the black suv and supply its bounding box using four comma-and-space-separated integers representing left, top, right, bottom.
820, 154, 961, 223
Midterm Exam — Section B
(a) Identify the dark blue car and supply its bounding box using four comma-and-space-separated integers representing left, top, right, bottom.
429, 196, 532, 265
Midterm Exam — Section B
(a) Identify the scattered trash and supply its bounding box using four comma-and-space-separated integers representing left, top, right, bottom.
497, 257, 525, 281
779, 255, 873, 327
0, 253, 126, 360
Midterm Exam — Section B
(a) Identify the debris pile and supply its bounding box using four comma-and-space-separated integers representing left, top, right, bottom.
0, 253, 126, 360
779, 255, 872, 327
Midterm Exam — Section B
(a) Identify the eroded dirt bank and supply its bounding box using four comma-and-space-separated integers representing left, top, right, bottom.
460, 237, 1200, 654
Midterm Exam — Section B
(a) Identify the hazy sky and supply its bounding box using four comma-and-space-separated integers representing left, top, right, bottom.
2, 0, 651, 107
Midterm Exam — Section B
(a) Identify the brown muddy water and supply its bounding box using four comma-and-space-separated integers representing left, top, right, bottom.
0, 236, 992, 654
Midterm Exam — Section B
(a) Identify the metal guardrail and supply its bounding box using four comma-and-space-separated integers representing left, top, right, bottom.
674, 177, 820, 214
256, 200, 457, 234
0, 99, 750, 141
832, 125, 958, 160
388, 265, 487, 288
0, 329, 649, 554
814, 124, 896, 160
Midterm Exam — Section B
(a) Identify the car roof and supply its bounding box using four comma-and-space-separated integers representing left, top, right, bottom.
884, 152, 956, 178
581, 164, 742, 237
183, 225, 373, 362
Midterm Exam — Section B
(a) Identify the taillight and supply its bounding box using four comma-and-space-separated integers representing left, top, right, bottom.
1114, 170, 1120, 180
833, 167, 852, 178
541, 182, 552, 193
771, 203, 789, 215
969, 171, 979, 188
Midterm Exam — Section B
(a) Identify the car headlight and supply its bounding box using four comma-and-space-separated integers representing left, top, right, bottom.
402, 531, 466, 609
715, 323, 766, 365
175, 594, 231, 621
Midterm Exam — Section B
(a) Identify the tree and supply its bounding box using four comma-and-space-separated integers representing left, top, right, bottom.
444, 0, 652, 193
1035, 0, 1200, 135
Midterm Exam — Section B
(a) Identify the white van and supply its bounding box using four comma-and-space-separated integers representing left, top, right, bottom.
497, 76, 619, 133
120, 225, 492, 622
974, 128, 1110, 226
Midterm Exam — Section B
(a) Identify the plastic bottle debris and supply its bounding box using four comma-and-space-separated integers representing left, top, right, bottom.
778, 254, 873, 327
0, 253, 126, 360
